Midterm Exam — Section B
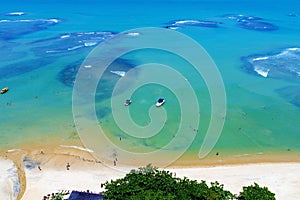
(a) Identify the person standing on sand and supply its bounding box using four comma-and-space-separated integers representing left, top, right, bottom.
66, 163, 71, 170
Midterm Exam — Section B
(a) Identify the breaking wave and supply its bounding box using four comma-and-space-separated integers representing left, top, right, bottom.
242, 47, 300, 80
165, 19, 222, 29
30, 31, 116, 56
220, 13, 278, 31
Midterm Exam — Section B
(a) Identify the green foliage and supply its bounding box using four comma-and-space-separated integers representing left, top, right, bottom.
43, 191, 69, 200
52, 194, 64, 200
130, 163, 158, 174
103, 164, 235, 200
238, 182, 275, 200
45, 165, 276, 200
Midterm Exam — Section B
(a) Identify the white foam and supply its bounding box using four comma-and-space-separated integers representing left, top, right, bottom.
287, 47, 300, 51
83, 32, 95, 35
255, 152, 264, 155
0, 18, 60, 23
126, 32, 140, 37
174, 20, 200, 25
84, 42, 97, 47
227, 16, 236, 19
6, 12, 25, 16
6, 149, 20, 153
60, 145, 94, 153
46, 50, 61, 53
252, 56, 269, 61
276, 50, 290, 57
96, 31, 114, 36
67, 45, 84, 51
48, 18, 60, 23
18, 19, 32, 22
60, 34, 70, 39
254, 66, 270, 77
110, 70, 126, 77
167, 26, 179, 30
83, 65, 92, 69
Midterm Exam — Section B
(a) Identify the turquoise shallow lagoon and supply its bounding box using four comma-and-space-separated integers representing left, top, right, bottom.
1, 0, 300, 163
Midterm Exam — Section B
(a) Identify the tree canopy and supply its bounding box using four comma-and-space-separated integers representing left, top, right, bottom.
103, 164, 275, 200
44, 164, 276, 200
238, 183, 275, 200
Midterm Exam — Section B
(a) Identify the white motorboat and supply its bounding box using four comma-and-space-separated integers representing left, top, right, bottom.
156, 98, 165, 107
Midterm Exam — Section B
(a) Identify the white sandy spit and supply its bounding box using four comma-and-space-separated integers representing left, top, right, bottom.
0, 158, 20, 200
19, 162, 300, 200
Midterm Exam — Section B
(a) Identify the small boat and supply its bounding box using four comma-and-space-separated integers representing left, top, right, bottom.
124, 99, 131, 106
1, 87, 8, 94
156, 98, 165, 107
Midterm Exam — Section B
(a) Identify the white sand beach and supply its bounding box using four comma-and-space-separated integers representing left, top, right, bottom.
21, 162, 300, 200
0, 158, 19, 200
1, 146, 300, 200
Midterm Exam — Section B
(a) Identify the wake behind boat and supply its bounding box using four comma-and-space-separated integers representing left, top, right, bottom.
156, 98, 165, 107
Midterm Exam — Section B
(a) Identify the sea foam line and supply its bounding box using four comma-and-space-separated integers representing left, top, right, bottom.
0, 18, 60, 23
59, 145, 94, 153
254, 66, 269, 78
110, 70, 126, 77
5, 12, 25, 16
252, 56, 269, 61
6, 149, 21, 153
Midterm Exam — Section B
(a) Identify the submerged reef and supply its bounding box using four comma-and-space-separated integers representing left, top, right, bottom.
0, 41, 27, 62
237, 20, 278, 31
165, 14, 278, 31
220, 14, 278, 31
0, 18, 60, 40
164, 19, 222, 29
0, 31, 117, 80
58, 58, 136, 87
220, 14, 263, 21
241, 47, 300, 80
242, 47, 300, 108
0, 57, 56, 79
276, 86, 300, 108
30, 31, 116, 57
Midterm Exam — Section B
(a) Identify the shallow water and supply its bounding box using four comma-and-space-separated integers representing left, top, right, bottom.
0, 0, 300, 162
0, 158, 19, 200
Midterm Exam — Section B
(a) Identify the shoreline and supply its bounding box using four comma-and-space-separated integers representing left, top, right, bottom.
1, 142, 300, 200
2, 142, 299, 168
1, 135, 299, 168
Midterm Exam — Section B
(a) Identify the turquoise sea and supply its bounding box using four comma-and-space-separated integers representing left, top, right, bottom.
1, 0, 300, 162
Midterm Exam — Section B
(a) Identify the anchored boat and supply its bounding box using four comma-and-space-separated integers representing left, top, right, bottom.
124, 99, 132, 106
1, 87, 9, 94
156, 98, 165, 107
